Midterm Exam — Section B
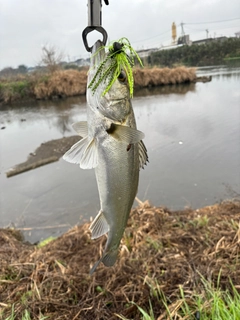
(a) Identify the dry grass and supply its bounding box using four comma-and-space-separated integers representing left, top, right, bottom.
0, 200, 239, 319
133, 67, 196, 88
33, 70, 87, 99
0, 67, 197, 105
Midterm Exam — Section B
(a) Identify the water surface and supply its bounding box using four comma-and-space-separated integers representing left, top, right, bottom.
0, 65, 239, 242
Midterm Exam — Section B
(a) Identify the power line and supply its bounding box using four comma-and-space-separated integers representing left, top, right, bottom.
184, 26, 207, 32
185, 24, 240, 32
184, 17, 240, 25
131, 17, 240, 47
132, 29, 170, 44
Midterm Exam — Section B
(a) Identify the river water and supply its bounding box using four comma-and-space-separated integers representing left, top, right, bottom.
0, 64, 239, 242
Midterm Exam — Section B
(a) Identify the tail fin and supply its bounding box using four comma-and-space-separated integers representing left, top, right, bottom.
89, 249, 119, 275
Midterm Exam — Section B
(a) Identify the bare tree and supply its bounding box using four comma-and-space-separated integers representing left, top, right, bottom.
40, 45, 65, 73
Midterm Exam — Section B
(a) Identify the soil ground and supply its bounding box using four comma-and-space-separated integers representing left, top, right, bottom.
1, 200, 240, 319
6, 136, 80, 177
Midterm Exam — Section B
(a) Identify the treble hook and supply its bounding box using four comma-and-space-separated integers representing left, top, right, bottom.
82, 0, 108, 52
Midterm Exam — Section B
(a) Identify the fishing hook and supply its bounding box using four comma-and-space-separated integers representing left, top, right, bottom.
82, 0, 108, 52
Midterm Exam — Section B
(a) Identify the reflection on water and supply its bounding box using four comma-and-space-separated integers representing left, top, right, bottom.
197, 63, 240, 79
0, 65, 240, 243
134, 82, 196, 97
0, 96, 87, 168
0, 96, 87, 134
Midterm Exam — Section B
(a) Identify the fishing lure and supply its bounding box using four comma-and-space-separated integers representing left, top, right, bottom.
88, 37, 143, 97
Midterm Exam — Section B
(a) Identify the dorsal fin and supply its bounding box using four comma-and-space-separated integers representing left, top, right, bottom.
138, 140, 149, 169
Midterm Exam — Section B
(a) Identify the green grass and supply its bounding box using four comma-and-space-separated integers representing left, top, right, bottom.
3, 305, 48, 320
37, 236, 56, 248
189, 215, 209, 228
0, 80, 31, 102
191, 276, 240, 320
115, 273, 240, 320
224, 56, 240, 60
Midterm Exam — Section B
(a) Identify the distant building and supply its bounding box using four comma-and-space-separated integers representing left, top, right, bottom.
193, 36, 228, 45
136, 48, 158, 59
159, 44, 183, 51
177, 34, 192, 45
27, 67, 36, 73
73, 58, 90, 66
59, 61, 68, 67
235, 32, 240, 38
27, 66, 46, 73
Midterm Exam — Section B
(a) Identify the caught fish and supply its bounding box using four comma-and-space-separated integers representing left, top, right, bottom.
63, 40, 148, 274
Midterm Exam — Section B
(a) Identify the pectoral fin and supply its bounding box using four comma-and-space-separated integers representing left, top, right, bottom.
106, 123, 144, 144
63, 137, 88, 164
89, 210, 109, 239
63, 137, 98, 169
80, 139, 98, 169
72, 121, 88, 137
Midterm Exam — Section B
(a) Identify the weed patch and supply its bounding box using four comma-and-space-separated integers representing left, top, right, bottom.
0, 200, 239, 319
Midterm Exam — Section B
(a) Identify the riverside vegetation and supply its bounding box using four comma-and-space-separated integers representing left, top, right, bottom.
1, 40, 239, 319
0, 66, 197, 105
1, 37, 239, 104
0, 200, 240, 319
150, 37, 240, 67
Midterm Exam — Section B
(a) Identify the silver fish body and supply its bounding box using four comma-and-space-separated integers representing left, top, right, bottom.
63, 40, 148, 274
87, 107, 142, 274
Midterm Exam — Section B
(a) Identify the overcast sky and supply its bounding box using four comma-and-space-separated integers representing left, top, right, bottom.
0, 0, 239, 70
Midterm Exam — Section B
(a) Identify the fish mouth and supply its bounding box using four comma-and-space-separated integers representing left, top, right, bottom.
108, 99, 127, 110
110, 98, 125, 102
107, 96, 128, 102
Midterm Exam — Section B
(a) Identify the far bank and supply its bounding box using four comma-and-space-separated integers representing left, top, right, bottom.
0, 66, 211, 105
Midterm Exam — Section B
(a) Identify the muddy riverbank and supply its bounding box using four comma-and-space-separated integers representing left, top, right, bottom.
5, 136, 80, 177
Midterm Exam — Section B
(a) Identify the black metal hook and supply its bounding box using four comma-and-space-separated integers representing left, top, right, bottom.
82, 0, 108, 52
82, 26, 108, 52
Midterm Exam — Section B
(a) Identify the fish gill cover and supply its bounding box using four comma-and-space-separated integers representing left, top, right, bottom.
88, 37, 143, 97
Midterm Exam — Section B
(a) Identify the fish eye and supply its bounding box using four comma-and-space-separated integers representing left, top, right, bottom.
118, 71, 126, 82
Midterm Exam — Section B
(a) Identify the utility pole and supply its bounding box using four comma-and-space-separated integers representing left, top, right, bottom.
181, 22, 185, 36
206, 29, 209, 39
